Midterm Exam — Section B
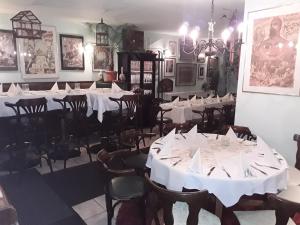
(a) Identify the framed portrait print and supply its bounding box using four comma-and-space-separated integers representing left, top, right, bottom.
60, 34, 85, 70
242, 3, 300, 95
197, 64, 206, 79
179, 37, 195, 61
165, 58, 176, 77
168, 40, 177, 57
175, 63, 197, 86
93, 46, 113, 71
19, 26, 59, 79
0, 30, 18, 71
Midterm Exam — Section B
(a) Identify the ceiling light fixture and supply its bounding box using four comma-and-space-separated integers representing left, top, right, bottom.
179, 0, 243, 58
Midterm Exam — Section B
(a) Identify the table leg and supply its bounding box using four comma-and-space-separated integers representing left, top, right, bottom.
215, 198, 240, 225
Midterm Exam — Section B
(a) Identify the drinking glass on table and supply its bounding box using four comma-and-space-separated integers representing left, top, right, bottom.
22, 84, 30, 91
74, 83, 80, 90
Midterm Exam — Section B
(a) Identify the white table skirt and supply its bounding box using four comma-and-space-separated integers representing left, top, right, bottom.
0, 89, 133, 122
160, 99, 235, 124
146, 133, 288, 207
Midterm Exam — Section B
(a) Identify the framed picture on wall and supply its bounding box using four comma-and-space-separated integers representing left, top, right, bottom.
0, 29, 18, 71
242, 3, 300, 95
175, 63, 197, 86
93, 46, 113, 71
60, 34, 85, 70
19, 26, 59, 79
165, 58, 176, 77
197, 64, 206, 79
179, 37, 195, 61
168, 40, 177, 57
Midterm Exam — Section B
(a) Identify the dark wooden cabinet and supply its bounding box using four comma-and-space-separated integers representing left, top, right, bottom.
117, 52, 157, 97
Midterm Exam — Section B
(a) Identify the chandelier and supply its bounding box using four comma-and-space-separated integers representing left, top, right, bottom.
179, 0, 243, 58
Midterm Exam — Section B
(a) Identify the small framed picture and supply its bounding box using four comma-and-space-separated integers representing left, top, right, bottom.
168, 40, 177, 57
0, 29, 18, 71
165, 58, 176, 77
60, 34, 85, 70
93, 46, 113, 71
197, 64, 206, 79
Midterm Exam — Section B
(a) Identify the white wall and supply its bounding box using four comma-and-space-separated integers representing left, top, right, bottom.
235, 0, 300, 164
0, 12, 97, 83
145, 31, 207, 93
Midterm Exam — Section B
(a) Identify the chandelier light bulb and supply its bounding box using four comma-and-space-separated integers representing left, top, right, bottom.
190, 26, 200, 42
221, 28, 231, 43
237, 22, 244, 34
179, 22, 189, 36
288, 41, 294, 48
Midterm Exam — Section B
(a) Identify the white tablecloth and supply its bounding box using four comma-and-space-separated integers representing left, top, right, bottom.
0, 88, 133, 122
146, 133, 288, 207
160, 98, 235, 124
164, 90, 206, 101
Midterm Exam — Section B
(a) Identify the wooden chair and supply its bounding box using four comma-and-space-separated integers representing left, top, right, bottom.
97, 149, 147, 225
52, 95, 93, 168
219, 125, 256, 141
3, 97, 53, 173
288, 134, 300, 186
158, 78, 173, 101
221, 104, 235, 125
192, 107, 220, 133
144, 173, 213, 225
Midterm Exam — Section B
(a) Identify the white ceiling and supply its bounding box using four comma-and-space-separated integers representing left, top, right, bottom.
0, 0, 245, 35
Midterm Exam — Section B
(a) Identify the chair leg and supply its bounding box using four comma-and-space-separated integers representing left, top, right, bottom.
86, 139, 92, 162
275, 209, 290, 225
162, 201, 174, 225
105, 193, 113, 225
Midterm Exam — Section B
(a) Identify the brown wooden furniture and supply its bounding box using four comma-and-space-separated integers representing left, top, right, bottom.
294, 134, 300, 170
219, 125, 256, 141
158, 78, 173, 100
0, 186, 17, 225
144, 173, 212, 225
97, 149, 147, 225
3, 97, 53, 173
192, 107, 220, 133
51, 95, 93, 168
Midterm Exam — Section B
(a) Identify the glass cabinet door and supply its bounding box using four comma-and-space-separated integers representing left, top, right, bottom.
130, 60, 140, 91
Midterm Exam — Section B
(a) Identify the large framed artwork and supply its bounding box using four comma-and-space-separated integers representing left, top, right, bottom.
93, 46, 113, 71
60, 34, 85, 70
242, 3, 300, 95
165, 58, 176, 77
18, 26, 59, 79
0, 30, 18, 71
175, 63, 197, 86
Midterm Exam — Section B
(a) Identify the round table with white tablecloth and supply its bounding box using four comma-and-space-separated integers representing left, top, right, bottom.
146, 132, 288, 207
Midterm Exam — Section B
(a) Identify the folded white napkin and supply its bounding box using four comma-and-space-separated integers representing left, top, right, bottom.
0, 189, 2, 198
207, 95, 212, 100
188, 125, 198, 136
89, 82, 96, 90
112, 82, 122, 92
51, 82, 59, 91
216, 95, 220, 103
172, 97, 179, 104
257, 136, 281, 167
226, 127, 237, 141
65, 83, 72, 92
16, 84, 23, 93
159, 128, 176, 156
189, 148, 202, 173
229, 94, 235, 101
191, 95, 197, 101
7, 83, 18, 96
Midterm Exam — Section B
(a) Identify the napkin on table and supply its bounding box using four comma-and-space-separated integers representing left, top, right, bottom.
229, 94, 235, 101
172, 97, 179, 104
16, 84, 23, 94
191, 95, 197, 101
159, 128, 176, 156
111, 82, 122, 92
51, 82, 59, 91
189, 148, 202, 173
257, 136, 281, 167
89, 81, 96, 90
7, 83, 18, 96
65, 83, 72, 92
216, 95, 220, 103
225, 127, 239, 143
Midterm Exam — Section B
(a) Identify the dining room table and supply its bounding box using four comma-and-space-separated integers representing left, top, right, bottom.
0, 88, 133, 122
160, 95, 236, 124
146, 127, 288, 223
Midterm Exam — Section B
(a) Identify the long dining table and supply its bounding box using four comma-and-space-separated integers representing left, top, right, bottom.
0, 88, 133, 122
146, 129, 288, 223
160, 96, 235, 124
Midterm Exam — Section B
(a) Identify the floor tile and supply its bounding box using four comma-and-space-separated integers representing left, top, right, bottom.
73, 199, 106, 220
